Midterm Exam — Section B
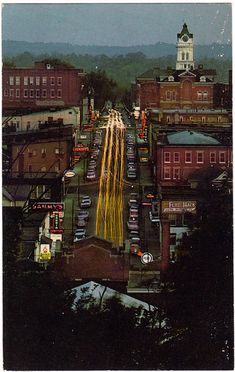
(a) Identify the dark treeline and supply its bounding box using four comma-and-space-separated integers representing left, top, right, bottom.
3, 52, 232, 89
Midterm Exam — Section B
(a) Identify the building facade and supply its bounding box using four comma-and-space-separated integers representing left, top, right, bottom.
2, 60, 86, 112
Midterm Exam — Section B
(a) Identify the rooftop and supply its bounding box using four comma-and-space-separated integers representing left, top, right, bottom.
167, 130, 221, 145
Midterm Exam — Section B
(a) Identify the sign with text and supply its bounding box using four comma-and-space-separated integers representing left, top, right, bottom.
162, 200, 196, 214
73, 146, 89, 152
32, 203, 64, 212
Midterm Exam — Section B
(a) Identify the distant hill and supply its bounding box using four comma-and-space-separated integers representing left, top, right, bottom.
2, 40, 232, 60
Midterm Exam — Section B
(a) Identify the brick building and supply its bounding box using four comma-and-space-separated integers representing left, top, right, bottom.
2, 60, 86, 112
132, 24, 219, 112
154, 130, 232, 187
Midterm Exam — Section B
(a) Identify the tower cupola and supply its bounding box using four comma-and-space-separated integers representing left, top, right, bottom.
176, 23, 195, 70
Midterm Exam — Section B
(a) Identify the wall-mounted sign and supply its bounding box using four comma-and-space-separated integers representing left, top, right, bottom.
39, 244, 51, 261
162, 200, 196, 214
73, 147, 90, 152
32, 203, 64, 212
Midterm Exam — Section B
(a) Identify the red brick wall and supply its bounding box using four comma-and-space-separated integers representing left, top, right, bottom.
156, 145, 232, 184
139, 81, 160, 110
3, 67, 85, 110
11, 140, 70, 175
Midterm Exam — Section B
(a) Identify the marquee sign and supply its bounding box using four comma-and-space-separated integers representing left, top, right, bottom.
73, 146, 89, 152
162, 200, 196, 214
32, 203, 64, 212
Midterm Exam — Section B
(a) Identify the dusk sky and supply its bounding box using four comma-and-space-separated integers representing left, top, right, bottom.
2, 2, 232, 46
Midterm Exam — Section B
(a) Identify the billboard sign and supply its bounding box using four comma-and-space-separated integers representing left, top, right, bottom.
32, 203, 64, 212
162, 200, 196, 214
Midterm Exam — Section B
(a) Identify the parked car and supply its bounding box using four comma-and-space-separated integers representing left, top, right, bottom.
127, 221, 139, 230
77, 210, 89, 220
130, 236, 141, 244
86, 171, 96, 180
76, 218, 87, 227
74, 228, 86, 242
149, 211, 160, 223
80, 196, 92, 208
130, 243, 141, 255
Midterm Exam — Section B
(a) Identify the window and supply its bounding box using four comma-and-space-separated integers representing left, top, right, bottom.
24, 76, 28, 85
55, 148, 60, 154
9, 89, 14, 97
200, 76, 206, 82
36, 89, 40, 98
36, 77, 40, 85
42, 77, 47, 85
174, 152, 180, 163
197, 92, 202, 100
15, 76, 20, 85
219, 152, 226, 164
30, 89, 34, 98
163, 167, 171, 180
27, 122, 31, 130
4, 89, 8, 97
169, 214, 182, 227
168, 75, 174, 82
203, 91, 208, 100
9, 76, 14, 85
41, 149, 46, 157
50, 77, 55, 85
42, 89, 47, 98
167, 116, 170, 123
29, 77, 34, 85
24, 89, 28, 98
185, 151, 192, 163
172, 91, 176, 100
184, 64, 187, 69
41, 167, 46, 172
202, 117, 206, 123
164, 152, 171, 163
37, 185, 50, 199
218, 116, 222, 123
57, 77, 62, 85
50, 89, 55, 98
196, 151, 204, 163
28, 165, 32, 172
182, 52, 185, 60
16, 89, 20, 98
186, 52, 189, 60
166, 91, 171, 100
57, 89, 62, 98
16, 121, 20, 129
173, 168, 180, 180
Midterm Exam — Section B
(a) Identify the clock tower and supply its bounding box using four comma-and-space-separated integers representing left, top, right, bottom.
176, 23, 195, 70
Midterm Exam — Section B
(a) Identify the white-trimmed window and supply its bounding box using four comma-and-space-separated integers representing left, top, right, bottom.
196, 151, 204, 164
30, 89, 34, 98
41, 148, 46, 158
203, 91, 208, 100
42, 89, 47, 98
24, 89, 28, 98
163, 167, 171, 180
164, 152, 171, 163
57, 77, 62, 85
57, 89, 62, 98
16, 89, 20, 98
166, 91, 171, 100
182, 52, 185, 60
185, 151, 192, 163
50, 89, 55, 98
9, 89, 14, 97
174, 152, 180, 163
36, 89, 40, 98
172, 91, 176, 100
15, 76, 20, 85
36, 77, 40, 85
24, 76, 28, 85
186, 52, 189, 60
219, 152, 226, 164
197, 91, 202, 100
29, 76, 34, 85
50, 77, 55, 85
4, 89, 8, 97
173, 167, 180, 180
9, 76, 14, 85
210, 152, 216, 164
42, 77, 47, 85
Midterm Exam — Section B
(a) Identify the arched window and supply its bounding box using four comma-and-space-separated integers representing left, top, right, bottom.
168, 75, 174, 82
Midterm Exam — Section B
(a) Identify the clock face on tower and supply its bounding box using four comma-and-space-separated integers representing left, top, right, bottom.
182, 34, 189, 42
